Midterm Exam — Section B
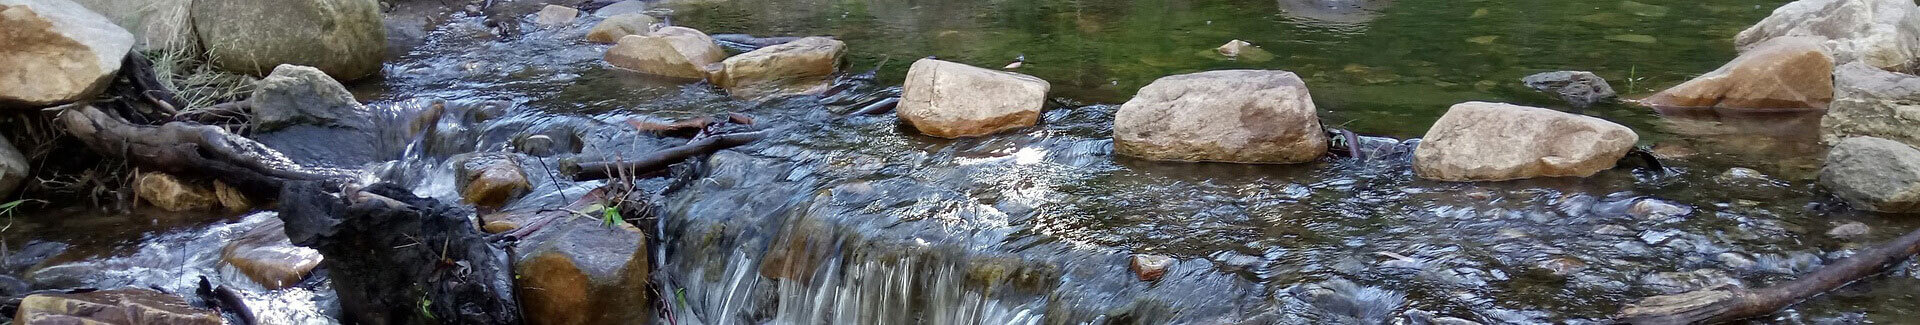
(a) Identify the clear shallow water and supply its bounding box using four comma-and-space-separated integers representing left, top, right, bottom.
7, 0, 1920, 323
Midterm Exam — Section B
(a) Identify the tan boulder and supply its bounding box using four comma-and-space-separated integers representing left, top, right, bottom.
1734, 0, 1920, 70
534, 5, 577, 26
0, 0, 136, 109
605, 26, 727, 79
513, 210, 651, 324
14, 289, 222, 325
897, 58, 1050, 138
136, 173, 217, 212
1414, 102, 1640, 181
1113, 70, 1329, 164
586, 13, 658, 43
458, 153, 531, 210
1642, 37, 1833, 110
220, 218, 322, 289
714, 36, 845, 99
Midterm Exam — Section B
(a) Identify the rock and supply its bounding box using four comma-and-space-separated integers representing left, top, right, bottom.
1641, 37, 1833, 110
192, 0, 385, 80
1819, 136, 1920, 212
1217, 39, 1253, 57
1641, 269, 1741, 294
1822, 62, 1920, 148
1129, 254, 1173, 281
897, 58, 1051, 138
713, 36, 845, 99
1538, 257, 1588, 276
1521, 71, 1616, 107
14, 289, 222, 324
605, 26, 727, 79
1827, 221, 1871, 239
516, 134, 558, 157
1594, 224, 1637, 237
513, 208, 652, 324
1717, 252, 1757, 270
533, 5, 577, 26
136, 173, 217, 212
1734, 0, 1920, 70
0, 0, 135, 109
585, 13, 658, 43
1413, 102, 1639, 181
458, 153, 531, 210
1113, 70, 1329, 164
1627, 199, 1693, 220
212, 180, 251, 212
0, 138, 26, 200
592, 0, 648, 17
69, 0, 193, 50
221, 217, 322, 289
249, 64, 373, 131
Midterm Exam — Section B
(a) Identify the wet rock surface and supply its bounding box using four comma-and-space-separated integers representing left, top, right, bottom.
1413, 101, 1638, 181
1820, 136, 1920, 212
1521, 71, 1616, 108
0, 0, 135, 108
1113, 70, 1330, 164
135, 172, 218, 212
897, 58, 1050, 138
1642, 37, 1834, 110
192, 0, 385, 80
605, 26, 728, 79
220, 218, 322, 290
457, 152, 531, 210
13, 288, 223, 324
510, 206, 652, 325
1823, 62, 1920, 148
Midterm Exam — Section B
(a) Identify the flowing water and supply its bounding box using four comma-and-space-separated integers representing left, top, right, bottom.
7, 0, 1920, 324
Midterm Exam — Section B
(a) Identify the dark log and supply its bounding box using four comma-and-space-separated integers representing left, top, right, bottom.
1618, 226, 1920, 324
58, 104, 342, 196
850, 97, 899, 115
569, 130, 767, 181
197, 276, 256, 325
278, 182, 522, 325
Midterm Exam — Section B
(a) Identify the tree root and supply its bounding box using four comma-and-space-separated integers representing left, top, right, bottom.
57, 104, 341, 196
1618, 226, 1920, 324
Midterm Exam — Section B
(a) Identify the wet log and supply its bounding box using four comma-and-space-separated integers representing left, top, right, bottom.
625, 117, 715, 138
1618, 226, 1920, 324
569, 130, 767, 181
277, 182, 522, 325
57, 104, 339, 196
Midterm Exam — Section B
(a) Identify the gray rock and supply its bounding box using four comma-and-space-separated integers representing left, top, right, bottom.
1114, 70, 1329, 163
592, 0, 648, 17
1735, 0, 1920, 70
250, 64, 373, 131
1819, 136, 1920, 212
193, 0, 385, 80
1627, 198, 1692, 220
1822, 62, 1920, 148
0, 0, 136, 109
1827, 221, 1871, 239
517, 134, 558, 157
1521, 71, 1616, 107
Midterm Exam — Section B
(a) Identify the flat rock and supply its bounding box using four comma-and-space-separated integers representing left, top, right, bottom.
605, 26, 727, 79
0, 0, 135, 109
221, 217, 323, 289
1735, 0, 1920, 70
1822, 62, 1920, 148
14, 289, 222, 324
1819, 136, 1920, 213
897, 58, 1051, 138
713, 36, 845, 99
1642, 37, 1833, 110
1114, 70, 1329, 164
1414, 102, 1639, 181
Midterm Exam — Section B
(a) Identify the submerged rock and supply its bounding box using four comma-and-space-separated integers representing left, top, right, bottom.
1521, 71, 1616, 108
136, 172, 218, 212
1217, 39, 1253, 57
586, 13, 658, 44
1735, 0, 1920, 70
713, 36, 845, 99
1642, 37, 1833, 110
193, 0, 385, 80
1413, 102, 1639, 181
250, 64, 374, 131
1114, 70, 1329, 164
1823, 62, 1920, 148
897, 58, 1051, 138
533, 5, 578, 26
1819, 136, 1920, 213
14, 288, 222, 324
457, 152, 531, 210
1130, 254, 1173, 281
0, 0, 135, 109
605, 26, 728, 80
221, 217, 323, 289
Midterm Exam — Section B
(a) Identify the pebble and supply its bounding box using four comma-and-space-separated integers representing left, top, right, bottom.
1827, 221, 1870, 239
1627, 199, 1691, 221
1129, 254, 1173, 281
1538, 257, 1589, 277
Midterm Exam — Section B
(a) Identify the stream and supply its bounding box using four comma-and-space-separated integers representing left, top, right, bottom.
6, 0, 1920, 323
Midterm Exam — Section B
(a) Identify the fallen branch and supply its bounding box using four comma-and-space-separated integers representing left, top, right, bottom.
569, 130, 767, 181
1618, 226, 1920, 324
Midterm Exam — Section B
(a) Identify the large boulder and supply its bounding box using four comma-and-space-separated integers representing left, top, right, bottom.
192, 0, 385, 80
221, 217, 323, 289
0, 0, 135, 109
1819, 136, 1920, 213
1414, 102, 1640, 181
13, 289, 222, 324
713, 36, 845, 99
1823, 62, 1920, 148
250, 64, 374, 131
1641, 37, 1834, 110
585, 13, 659, 44
68, 0, 193, 50
1522, 71, 1616, 108
0, 137, 27, 200
1113, 70, 1330, 164
605, 26, 727, 80
897, 58, 1051, 138
1734, 0, 1920, 71
511, 212, 652, 325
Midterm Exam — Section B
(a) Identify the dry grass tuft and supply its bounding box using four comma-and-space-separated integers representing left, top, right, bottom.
143, 47, 257, 113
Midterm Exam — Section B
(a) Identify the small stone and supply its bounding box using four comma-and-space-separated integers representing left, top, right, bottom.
516, 134, 558, 157
534, 5, 578, 26
213, 180, 251, 212
1216, 39, 1253, 57
136, 173, 217, 212
1828, 221, 1871, 239
1129, 254, 1173, 281
458, 153, 531, 210
1539, 256, 1588, 276
1628, 199, 1692, 220
1594, 224, 1637, 237
585, 13, 659, 43
1521, 71, 1616, 108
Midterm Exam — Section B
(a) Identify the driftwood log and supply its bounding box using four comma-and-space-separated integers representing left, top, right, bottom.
569, 130, 766, 181
1619, 226, 1920, 324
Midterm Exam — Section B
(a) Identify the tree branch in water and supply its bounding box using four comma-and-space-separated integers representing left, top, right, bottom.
1618, 226, 1920, 324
